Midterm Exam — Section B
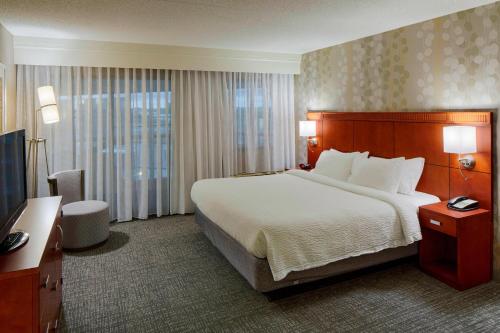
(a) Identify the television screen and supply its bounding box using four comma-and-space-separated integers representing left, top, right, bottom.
0, 129, 27, 244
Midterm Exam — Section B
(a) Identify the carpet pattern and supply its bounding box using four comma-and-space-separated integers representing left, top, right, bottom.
60, 215, 500, 332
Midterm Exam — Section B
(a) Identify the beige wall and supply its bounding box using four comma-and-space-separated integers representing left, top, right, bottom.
295, 2, 500, 276
0, 23, 16, 132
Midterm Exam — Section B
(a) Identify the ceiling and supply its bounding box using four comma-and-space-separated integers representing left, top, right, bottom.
0, 0, 497, 54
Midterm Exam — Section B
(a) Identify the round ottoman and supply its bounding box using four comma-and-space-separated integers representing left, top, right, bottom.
61, 200, 110, 250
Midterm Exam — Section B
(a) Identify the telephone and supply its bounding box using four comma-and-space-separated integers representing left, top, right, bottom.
299, 163, 312, 170
447, 196, 479, 211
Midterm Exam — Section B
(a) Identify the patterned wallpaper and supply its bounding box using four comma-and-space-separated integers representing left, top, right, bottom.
296, 2, 500, 161
295, 2, 500, 274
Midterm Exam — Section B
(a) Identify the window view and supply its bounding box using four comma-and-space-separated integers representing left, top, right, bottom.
61, 75, 171, 181
235, 87, 267, 148
61, 76, 273, 181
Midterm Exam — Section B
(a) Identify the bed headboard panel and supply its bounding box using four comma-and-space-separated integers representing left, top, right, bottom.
307, 111, 493, 210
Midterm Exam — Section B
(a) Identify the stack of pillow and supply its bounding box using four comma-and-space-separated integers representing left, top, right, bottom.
311, 149, 425, 195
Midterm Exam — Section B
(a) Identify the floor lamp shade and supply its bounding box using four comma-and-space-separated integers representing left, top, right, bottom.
38, 86, 56, 106
37, 86, 60, 124
40, 104, 60, 124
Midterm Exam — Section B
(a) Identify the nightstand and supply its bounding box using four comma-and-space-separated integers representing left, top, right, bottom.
418, 202, 492, 290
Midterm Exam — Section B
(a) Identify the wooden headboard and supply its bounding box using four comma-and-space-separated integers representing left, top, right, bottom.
307, 111, 493, 210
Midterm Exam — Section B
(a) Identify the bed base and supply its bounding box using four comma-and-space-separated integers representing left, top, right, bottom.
195, 207, 418, 292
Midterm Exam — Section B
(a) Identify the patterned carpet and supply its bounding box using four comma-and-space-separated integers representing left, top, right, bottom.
60, 215, 500, 332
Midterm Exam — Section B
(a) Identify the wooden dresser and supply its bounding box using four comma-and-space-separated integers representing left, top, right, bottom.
0, 196, 63, 332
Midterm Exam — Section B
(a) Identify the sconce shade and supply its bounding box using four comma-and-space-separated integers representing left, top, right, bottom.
299, 121, 316, 137
37, 86, 60, 124
443, 126, 477, 154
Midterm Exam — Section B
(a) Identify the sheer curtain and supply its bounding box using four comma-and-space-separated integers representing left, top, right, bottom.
16, 65, 295, 219
170, 71, 295, 213
17, 66, 170, 221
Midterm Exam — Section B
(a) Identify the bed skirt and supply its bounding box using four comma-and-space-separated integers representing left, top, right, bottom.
195, 207, 418, 292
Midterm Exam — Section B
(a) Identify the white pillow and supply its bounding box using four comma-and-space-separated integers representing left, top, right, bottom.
398, 157, 425, 195
348, 156, 405, 193
313, 150, 368, 181
329, 148, 370, 162
329, 148, 366, 157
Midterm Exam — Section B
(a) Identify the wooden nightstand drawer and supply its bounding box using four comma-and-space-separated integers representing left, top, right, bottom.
420, 213, 456, 237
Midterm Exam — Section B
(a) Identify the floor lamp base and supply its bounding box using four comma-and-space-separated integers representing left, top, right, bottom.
26, 138, 49, 198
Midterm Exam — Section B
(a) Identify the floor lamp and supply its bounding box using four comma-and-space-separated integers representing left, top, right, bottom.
27, 85, 60, 197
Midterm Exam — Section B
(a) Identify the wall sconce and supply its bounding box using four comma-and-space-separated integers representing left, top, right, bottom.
443, 126, 477, 170
299, 121, 317, 146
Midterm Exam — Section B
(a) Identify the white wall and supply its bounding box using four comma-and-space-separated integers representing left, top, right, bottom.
0, 24, 16, 131
14, 37, 301, 74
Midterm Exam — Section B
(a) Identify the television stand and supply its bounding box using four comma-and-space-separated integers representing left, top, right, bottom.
0, 196, 63, 332
0, 230, 29, 253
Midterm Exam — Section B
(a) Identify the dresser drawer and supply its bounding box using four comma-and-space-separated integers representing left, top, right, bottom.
420, 211, 457, 237
41, 313, 59, 333
39, 222, 63, 331
39, 251, 54, 323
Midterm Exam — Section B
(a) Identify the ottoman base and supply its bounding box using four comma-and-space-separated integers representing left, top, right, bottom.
61, 200, 110, 250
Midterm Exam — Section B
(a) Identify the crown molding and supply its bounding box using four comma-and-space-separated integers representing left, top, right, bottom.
14, 36, 301, 74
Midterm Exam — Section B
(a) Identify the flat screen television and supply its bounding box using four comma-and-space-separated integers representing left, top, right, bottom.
0, 129, 27, 244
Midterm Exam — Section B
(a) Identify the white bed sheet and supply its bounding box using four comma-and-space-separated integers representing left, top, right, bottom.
191, 170, 437, 281
396, 191, 440, 211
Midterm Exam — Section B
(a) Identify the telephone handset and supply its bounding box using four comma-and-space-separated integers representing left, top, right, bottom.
447, 196, 479, 211
299, 163, 312, 170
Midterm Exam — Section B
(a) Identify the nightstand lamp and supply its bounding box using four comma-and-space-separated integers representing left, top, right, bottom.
443, 125, 477, 169
299, 120, 317, 146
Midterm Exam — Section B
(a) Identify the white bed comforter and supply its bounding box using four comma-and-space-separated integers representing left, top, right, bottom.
191, 169, 422, 281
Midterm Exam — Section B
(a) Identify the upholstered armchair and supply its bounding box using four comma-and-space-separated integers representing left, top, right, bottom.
48, 170, 109, 250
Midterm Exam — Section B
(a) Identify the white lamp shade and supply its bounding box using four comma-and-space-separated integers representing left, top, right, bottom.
299, 121, 316, 137
40, 104, 60, 124
37, 86, 57, 107
37, 85, 60, 124
443, 126, 477, 154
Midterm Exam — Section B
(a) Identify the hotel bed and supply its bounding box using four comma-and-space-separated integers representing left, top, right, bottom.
191, 169, 439, 292
190, 110, 493, 292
